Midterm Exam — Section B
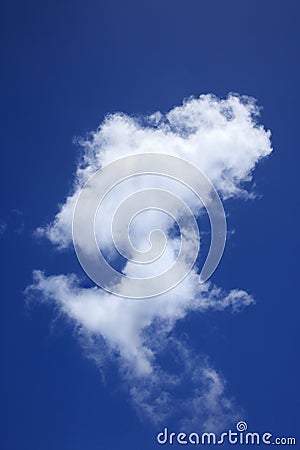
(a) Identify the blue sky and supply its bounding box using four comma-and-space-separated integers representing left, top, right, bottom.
1, 1, 299, 449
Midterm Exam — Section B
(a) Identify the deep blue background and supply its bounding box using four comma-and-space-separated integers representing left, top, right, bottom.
1, 0, 299, 448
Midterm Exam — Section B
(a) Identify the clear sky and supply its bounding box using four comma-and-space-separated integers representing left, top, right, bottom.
0, 1, 299, 449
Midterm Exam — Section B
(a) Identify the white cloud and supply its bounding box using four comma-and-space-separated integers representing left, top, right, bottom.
28, 270, 253, 377
39, 94, 271, 249
29, 93, 272, 429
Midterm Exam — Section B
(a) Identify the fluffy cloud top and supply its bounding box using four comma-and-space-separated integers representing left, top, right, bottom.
38, 94, 271, 249
29, 94, 272, 429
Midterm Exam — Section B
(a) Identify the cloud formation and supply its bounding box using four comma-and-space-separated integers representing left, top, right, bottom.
28, 94, 272, 429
